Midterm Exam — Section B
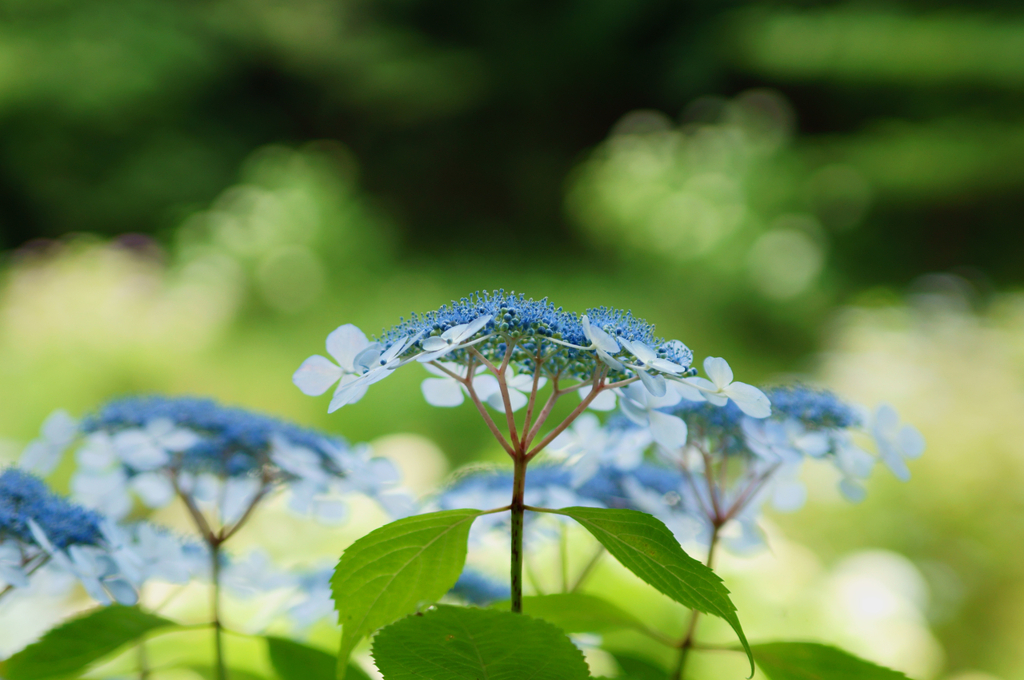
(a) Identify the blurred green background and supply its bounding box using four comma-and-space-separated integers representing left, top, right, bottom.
0, 0, 1022, 677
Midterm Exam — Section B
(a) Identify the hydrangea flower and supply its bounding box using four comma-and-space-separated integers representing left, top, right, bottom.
0, 468, 138, 604
296, 290, 770, 612
17, 410, 79, 476
871, 404, 926, 482
449, 570, 508, 605
555, 385, 924, 555
295, 291, 711, 420
71, 396, 409, 526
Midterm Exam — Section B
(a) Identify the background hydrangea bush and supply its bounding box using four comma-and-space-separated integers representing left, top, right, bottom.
1, 291, 925, 680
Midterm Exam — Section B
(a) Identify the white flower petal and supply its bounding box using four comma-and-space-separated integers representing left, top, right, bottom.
471, 374, 500, 400
41, 410, 78, 447
27, 519, 57, 554
18, 441, 60, 476
221, 478, 262, 526
839, 478, 867, 503
421, 336, 450, 352
381, 336, 410, 363
649, 358, 687, 375
325, 324, 371, 371
898, 425, 926, 459
878, 442, 911, 482
506, 389, 529, 413
579, 385, 617, 411
421, 378, 465, 407
648, 411, 689, 450
581, 315, 620, 353
292, 355, 344, 396
352, 346, 382, 372
724, 382, 771, 418
771, 480, 807, 512
130, 473, 176, 508
637, 370, 667, 397
104, 578, 139, 605
873, 403, 900, 434
671, 380, 706, 403
703, 357, 733, 388
647, 384, 683, 409
458, 315, 492, 340
328, 375, 371, 412
621, 338, 656, 364
596, 348, 626, 371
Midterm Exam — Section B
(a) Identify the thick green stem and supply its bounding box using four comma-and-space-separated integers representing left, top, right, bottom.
510, 455, 527, 613
210, 542, 227, 680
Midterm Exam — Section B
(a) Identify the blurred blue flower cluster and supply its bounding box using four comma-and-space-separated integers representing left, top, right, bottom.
5, 395, 412, 620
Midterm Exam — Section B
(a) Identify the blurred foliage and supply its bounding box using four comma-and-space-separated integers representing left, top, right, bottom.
1, 0, 1023, 677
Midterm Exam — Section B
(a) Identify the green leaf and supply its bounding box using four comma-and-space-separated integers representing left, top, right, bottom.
372, 605, 591, 680
491, 593, 651, 637
4, 605, 175, 680
752, 643, 909, 680
610, 652, 669, 680
331, 509, 484, 678
265, 636, 370, 680
189, 666, 270, 680
551, 506, 753, 675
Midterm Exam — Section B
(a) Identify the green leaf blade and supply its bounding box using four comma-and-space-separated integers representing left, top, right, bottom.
265, 636, 369, 680
372, 605, 591, 680
331, 509, 484, 677
551, 506, 753, 675
4, 605, 174, 680
752, 642, 909, 680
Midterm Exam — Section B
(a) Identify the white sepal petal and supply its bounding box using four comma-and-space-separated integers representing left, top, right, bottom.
637, 370, 667, 397
421, 378, 465, 407
703, 357, 734, 387
648, 411, 689, 450
292, 355, 344, 396
724, 382, 771, 418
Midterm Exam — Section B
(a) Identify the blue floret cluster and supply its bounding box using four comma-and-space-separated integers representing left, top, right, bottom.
0, 468, 103, 549
377, 290, 693, 380
82, 395, 346, 476
764, 385, 862, 429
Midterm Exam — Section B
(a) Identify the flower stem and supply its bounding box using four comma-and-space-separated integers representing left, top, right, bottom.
671, 524, 720, 680
510, 455, 527, 613
210, 542, 227, 680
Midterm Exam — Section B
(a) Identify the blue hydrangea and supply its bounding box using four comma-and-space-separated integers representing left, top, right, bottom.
378, 290, 693, 380
763, 385, 862, 430
82, 395, 345, 477
0, 468, 103, 549
72, 395, 407, 525
449, 570, 509, 605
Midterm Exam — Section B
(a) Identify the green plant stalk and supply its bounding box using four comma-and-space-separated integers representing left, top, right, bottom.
210, 542, 227, 680
510, 455, 528, 613
671, 524, 720, 680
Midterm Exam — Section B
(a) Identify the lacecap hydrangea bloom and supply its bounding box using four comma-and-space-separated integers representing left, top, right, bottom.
294, 291, 771, 613
0, 468, 138, 604
295, 290, 769, 439
60, 396, 411, 527
552, 384, 925, 554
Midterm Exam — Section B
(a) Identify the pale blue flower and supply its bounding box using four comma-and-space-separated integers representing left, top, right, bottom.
871, 404, 926, 482
298, 290, 697, 413
548, 414, 650, 486
474, 368, 548, 413
449, 570, 508, 606
417, 315, 494, 362
617, 383, 689, 450
678, 357, 771, 418
291, 324, 378, 406
17, 410, 79, 476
